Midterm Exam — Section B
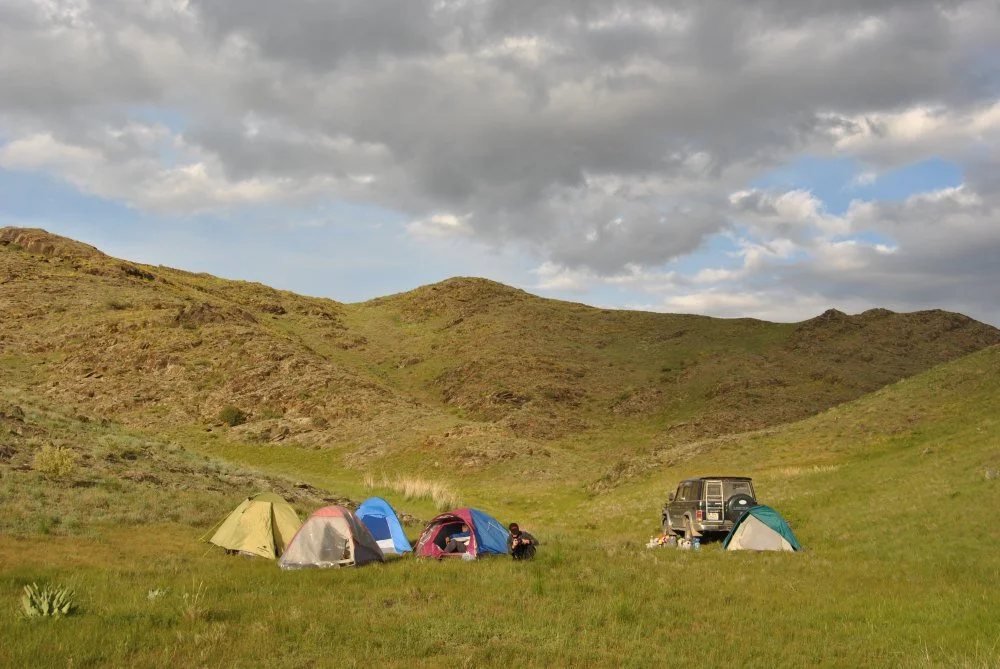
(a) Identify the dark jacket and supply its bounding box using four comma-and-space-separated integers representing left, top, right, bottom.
507, 531, 537, 553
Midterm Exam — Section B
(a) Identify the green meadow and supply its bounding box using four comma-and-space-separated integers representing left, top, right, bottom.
3, 346, 999, 667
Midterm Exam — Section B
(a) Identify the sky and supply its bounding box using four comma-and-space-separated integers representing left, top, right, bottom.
1, 0, 998, 325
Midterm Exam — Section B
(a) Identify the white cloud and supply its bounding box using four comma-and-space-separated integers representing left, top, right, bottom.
0, 126, 366, 213
405, 213, 473, 238
647, 290, 874, 322
728, 189, 850, 235
848, 171, 878, 189
826, 102, 1000, 167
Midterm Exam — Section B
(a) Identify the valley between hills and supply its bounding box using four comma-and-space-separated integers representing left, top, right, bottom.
2, 226, 999, 666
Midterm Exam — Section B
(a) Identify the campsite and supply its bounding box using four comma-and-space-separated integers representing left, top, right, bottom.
2, 0, 999, 663
1, 229, 998, 666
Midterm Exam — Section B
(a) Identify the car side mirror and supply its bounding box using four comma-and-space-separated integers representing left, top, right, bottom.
668, 492, 675, 502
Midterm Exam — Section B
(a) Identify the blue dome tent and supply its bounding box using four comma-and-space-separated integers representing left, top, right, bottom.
357, 497, 413, 555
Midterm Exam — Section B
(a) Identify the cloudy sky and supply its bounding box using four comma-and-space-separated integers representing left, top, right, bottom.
1, 0, 998, 324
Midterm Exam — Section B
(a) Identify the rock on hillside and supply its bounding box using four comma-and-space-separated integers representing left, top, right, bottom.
1, 227, 105, 259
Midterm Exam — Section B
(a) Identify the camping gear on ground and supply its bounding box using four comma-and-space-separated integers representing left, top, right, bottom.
357, 497, 413, 555
279, 505, 385, 569
647, 534, 679, 549
204, 492, 302, 559
692, 537, 700, 550
414, 507, 510, 559
722, 505, 801, 552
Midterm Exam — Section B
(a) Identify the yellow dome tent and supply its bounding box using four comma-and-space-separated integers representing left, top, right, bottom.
204, 492, 302, 559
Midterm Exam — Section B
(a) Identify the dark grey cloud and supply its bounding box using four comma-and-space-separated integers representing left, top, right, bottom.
0, 0, 998, 289
192, 0, 445, 70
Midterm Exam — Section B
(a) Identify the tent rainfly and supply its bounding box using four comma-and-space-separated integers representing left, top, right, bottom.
279, 505, 385, 569
205, 492, 302, 559
722, 505, 801, 552
357, 497, 413, 555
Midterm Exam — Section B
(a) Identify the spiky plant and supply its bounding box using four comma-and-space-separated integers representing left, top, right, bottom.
21, 583, 76, 618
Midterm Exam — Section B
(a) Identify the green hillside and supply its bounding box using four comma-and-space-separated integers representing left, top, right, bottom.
2, 226, 997, 488
2, 339, 998, 666
2, 227, 999, 666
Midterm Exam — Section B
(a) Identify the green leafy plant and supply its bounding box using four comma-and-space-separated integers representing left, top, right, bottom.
218, 406, 246, 427
31, 444, 78, 480
21, 583, 76, 618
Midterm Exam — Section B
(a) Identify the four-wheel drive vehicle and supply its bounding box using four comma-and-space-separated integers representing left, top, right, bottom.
662, 476, 757, 539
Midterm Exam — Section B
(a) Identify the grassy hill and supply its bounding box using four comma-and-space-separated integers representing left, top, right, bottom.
2, 227, 1000, 666
2, 336, 998, 665
3, 226, 997, 486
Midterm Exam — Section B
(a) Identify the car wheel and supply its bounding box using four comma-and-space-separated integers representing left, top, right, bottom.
663, 514, 678, 536
683, 517, 695, 541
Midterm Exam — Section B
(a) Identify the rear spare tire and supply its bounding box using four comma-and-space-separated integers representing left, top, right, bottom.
725, 494, 756, 522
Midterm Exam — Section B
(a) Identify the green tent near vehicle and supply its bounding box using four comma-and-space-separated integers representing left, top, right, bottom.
722, 505, 801, 552
204, 492, 302, 559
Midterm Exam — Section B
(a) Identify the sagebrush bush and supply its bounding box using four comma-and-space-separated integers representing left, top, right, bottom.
218, 406, 247, 427
32, 444, 78, 480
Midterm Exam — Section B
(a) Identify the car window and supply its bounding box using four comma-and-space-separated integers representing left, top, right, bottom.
705, 481, 723, 501
678, 484, 691, 501
724, 480, 753, 497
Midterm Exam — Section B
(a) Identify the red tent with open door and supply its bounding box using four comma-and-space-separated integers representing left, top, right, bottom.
414, 507, 510, 559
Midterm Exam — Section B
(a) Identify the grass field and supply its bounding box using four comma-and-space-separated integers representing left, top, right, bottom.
3, 347, 1000, 667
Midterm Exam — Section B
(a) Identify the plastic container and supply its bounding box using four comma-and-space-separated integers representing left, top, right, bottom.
692, 537, 701, 551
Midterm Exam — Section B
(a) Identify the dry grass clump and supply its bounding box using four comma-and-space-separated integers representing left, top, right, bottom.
773, 464, 841, 478
363, 474, 461, 511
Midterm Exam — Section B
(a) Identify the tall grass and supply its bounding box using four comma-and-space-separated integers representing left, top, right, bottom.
363, 474, 461, 511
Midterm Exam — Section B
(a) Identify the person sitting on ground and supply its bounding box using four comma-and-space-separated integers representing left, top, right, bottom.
443, 524, 471, 553
507, 523, 537, 560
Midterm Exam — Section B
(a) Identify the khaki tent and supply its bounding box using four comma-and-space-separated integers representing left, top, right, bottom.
722, 505, 800, 552
206, 492, 302, 559
279, 505, 385, 569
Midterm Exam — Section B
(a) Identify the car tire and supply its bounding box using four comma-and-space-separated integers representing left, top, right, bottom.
663, 513, 678, 536
725, 493, 756, 522
684, 517, 695, 541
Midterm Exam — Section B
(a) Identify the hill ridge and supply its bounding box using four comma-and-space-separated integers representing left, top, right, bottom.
2, 225, 998, 478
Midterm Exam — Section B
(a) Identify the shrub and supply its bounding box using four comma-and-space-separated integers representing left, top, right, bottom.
21, 583, 77, 618
32, 445, 78, 480
104, 299, 131, 311
218, 406, 247, 427
259, 405, 283, 420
